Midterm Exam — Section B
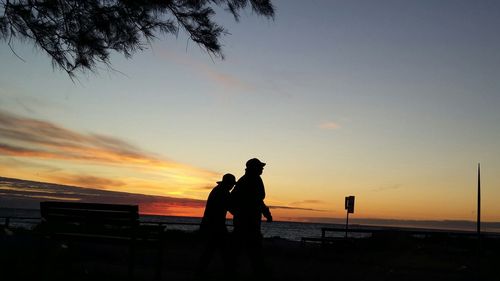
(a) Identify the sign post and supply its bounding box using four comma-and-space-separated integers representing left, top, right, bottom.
477, 163, 481, 280
345, 196, 355, 238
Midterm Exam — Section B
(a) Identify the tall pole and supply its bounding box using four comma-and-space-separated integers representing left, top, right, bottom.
345, 211, 349, 238
477, 163, 481, 281
477, 163, 481, 238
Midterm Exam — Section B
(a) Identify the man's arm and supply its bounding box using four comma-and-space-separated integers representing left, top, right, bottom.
257, 177, 272, 222
261, 203, 273, 222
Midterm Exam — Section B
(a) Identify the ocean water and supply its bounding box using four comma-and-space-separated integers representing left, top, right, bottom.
3, 177, 500, 240
140, 214, 347, 241
2, 208, 500, 241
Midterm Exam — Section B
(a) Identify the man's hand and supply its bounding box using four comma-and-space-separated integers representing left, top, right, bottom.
263, 206, 273, 222
265, 214, 273, 222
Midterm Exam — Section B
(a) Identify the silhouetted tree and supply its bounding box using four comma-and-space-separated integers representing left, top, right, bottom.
0, 0, 274, 77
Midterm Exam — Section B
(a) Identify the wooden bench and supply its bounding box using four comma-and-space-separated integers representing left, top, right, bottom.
39, 201, 163, 279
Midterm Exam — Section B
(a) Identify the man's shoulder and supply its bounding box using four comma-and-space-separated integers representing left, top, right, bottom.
236, 174, 261, 183
243, 175, 263, 186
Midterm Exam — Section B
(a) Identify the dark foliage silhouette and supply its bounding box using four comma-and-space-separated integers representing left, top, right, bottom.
0, 0, 274, 78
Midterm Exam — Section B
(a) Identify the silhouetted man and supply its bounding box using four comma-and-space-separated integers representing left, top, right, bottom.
196, 173, 236, 278
230, 158, 272, 276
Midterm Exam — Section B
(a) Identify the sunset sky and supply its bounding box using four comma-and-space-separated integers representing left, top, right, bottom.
1, 0, 499, 222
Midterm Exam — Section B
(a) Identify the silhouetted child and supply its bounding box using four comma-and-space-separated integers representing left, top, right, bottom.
196, 173, 236, 279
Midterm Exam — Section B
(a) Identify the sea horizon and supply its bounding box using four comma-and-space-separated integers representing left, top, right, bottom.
2, 206, 500, 237
2, 175, 500, 234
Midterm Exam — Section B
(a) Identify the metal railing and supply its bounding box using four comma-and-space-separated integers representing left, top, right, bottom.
0, 216, 41, 228
321, 226, 500, 240
0, 216, 233, 230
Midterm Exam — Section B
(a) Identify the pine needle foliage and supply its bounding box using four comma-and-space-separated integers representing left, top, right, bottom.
0, 0, 274, 77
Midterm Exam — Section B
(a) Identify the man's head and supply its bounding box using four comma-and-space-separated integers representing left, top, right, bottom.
245, 158, 266, 175
217, 173, 237, 190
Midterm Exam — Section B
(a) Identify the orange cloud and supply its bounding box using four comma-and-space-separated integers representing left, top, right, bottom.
1, 176, 333, 220
318, 121, 341, 130
0, 176, 206, 216
50, 174, 126, 189
0, 110, 219, 194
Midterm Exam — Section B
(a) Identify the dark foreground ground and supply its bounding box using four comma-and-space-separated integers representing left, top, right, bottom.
1, 227, 499, 281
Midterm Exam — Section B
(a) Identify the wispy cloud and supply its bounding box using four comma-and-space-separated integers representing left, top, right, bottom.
159, 49, 254, 92
371, 184, 403, 192
0, 111, 164, 166
0, 110, 219, 194
269, 205, 326, 212
318, 121, 341, 130
290, 200, 325, 206
0, 157, 62, 172
51, 174, 126, 189
0, 176, 206, 216
0, 90, 64, 115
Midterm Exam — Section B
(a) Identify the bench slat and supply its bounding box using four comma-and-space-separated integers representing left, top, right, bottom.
41, 201, 138, 212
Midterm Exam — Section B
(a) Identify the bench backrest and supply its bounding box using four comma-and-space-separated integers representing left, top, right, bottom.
40, 201, 139, 237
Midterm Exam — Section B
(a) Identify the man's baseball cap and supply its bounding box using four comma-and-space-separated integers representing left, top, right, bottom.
217, 173, 237, 185
246, 158, 266, 168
